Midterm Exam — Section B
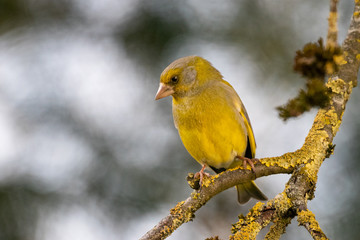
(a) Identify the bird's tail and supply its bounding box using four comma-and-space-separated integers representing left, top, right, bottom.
236, 181, 268, 204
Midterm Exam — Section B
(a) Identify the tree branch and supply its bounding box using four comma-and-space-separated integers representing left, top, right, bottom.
327, 0, 338, 48
297, 209, 328, 240
264, 215, 292, 240
140, 164, 293, 240
140, 1, 360, 239
230, 1, 360, 239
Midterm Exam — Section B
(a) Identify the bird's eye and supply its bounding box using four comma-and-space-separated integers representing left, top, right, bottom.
171, 76, 178, 83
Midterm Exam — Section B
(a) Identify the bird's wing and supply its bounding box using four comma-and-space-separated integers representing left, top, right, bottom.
221, 80, 256, 157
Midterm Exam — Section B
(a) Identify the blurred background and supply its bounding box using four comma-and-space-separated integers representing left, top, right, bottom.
0, 0, 359, 239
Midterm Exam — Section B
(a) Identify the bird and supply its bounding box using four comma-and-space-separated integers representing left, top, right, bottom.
155, 56, 267, 204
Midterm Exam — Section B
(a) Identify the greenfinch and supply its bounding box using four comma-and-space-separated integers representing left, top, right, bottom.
155, 56, 267, 204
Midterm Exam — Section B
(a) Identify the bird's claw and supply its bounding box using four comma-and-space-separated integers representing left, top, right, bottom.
238, 156, 259, 172
194, 165, 210, 186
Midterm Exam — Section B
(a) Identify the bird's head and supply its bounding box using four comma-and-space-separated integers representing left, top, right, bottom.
155, 56, 222, 100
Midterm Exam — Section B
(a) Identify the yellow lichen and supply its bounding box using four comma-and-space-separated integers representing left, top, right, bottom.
342, 80, 354, 100
160, 225, 172, 236
297, 209, 324, 237
265, 216, 291, 240
327, 77, 347, 94
170, 201, 185, 217
325, 108, 340, 133
303, 159, 321, 183
231, 218, 261, 240
169, 200, 194, 227
230, 202, 264, 240
333, 55, 347, 65
251, 202, 265, 215
230, 222, 261, 240
261, 151, 300, 169
202, 175, 214, 187
191, 192, 200, 200
272, 192, 292, 215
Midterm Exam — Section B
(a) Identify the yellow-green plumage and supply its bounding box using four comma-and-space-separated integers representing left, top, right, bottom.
156, 56, 267, 204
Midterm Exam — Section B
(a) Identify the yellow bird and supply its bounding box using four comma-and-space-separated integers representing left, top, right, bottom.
155, 56, 267, 204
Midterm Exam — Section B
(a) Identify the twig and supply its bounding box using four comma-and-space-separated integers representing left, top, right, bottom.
326, 0, 338, 48
297, 209, 328, 240
264, 216, 292, 240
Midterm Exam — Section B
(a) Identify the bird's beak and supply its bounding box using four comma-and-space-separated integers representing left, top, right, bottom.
155, 83, 175, 100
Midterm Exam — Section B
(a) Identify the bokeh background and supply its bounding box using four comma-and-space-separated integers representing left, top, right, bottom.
0, 0, 359, 239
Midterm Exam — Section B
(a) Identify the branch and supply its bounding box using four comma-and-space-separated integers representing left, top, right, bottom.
140, 164, 293, 240
264, 215, 292, 240
327, 0, 338, 48
140, 138, 330, 240
141, 1, 360, 239
230, 1, 360, 239
230, 193, 293, 240
297, 209, 328, 240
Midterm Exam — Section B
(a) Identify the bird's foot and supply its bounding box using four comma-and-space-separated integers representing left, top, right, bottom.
194, 164, 210, 186
237, 156, 259, 172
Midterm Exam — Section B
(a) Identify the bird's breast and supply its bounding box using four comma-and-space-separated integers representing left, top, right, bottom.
172, 95, 247, 169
